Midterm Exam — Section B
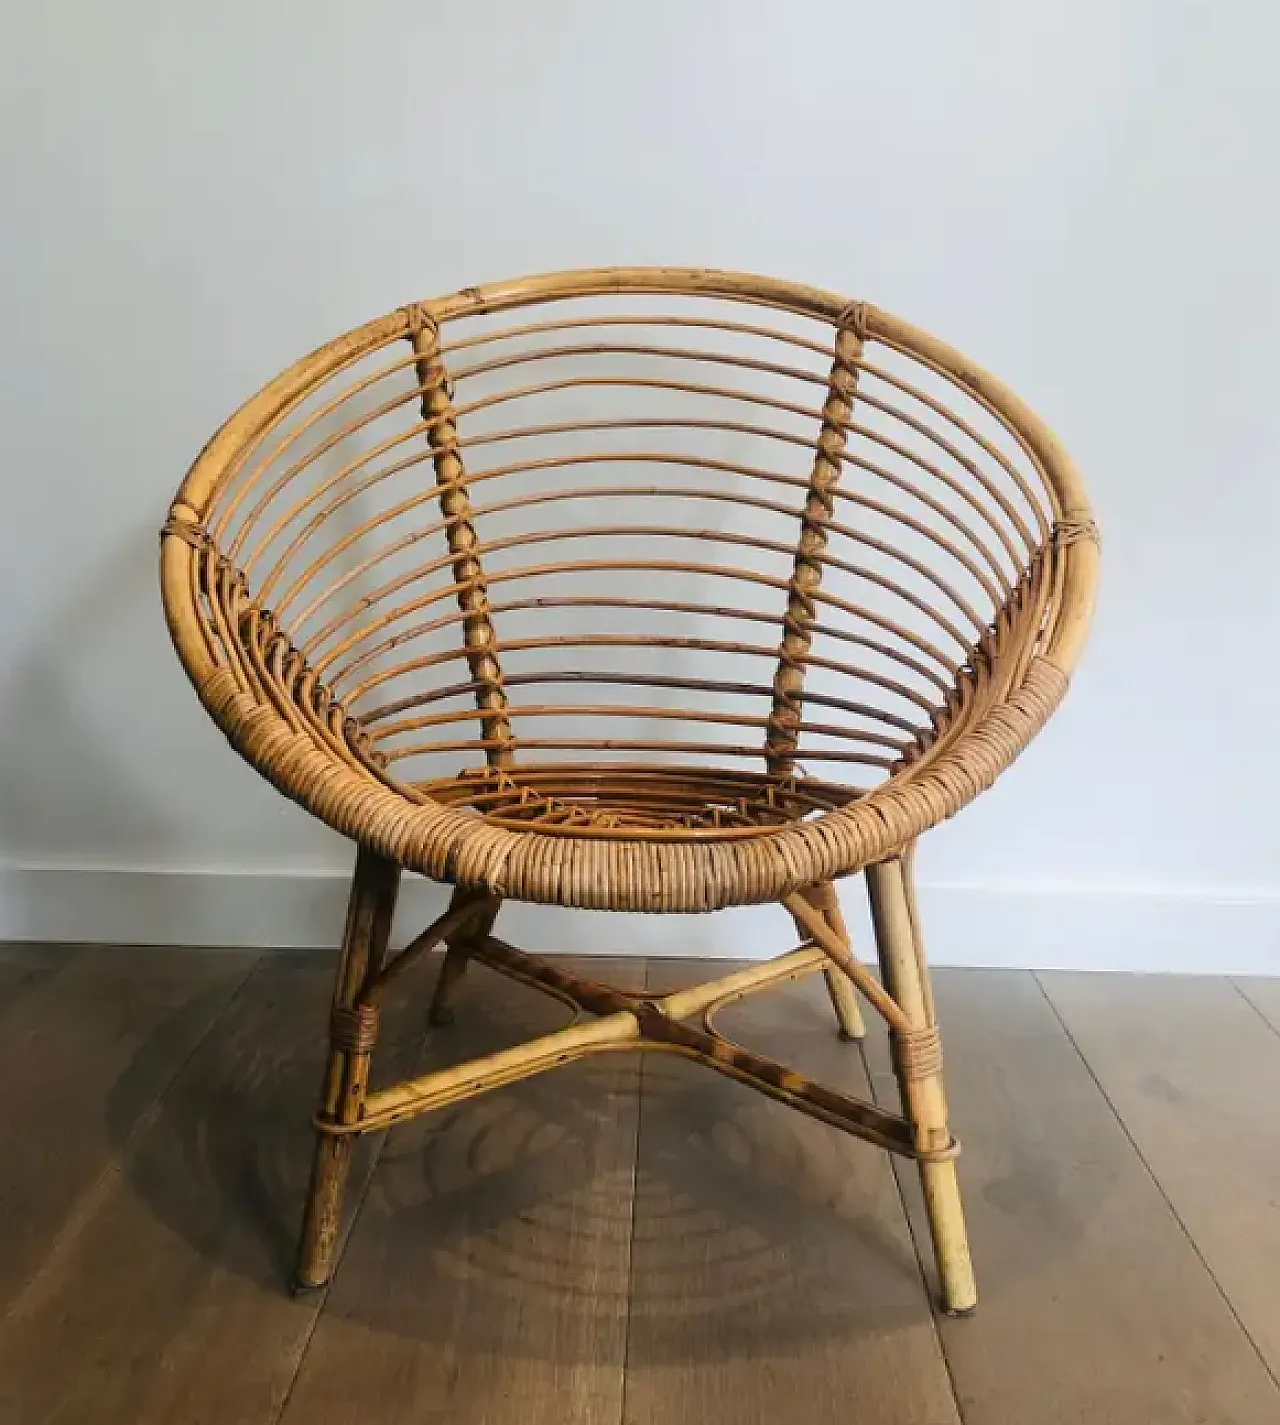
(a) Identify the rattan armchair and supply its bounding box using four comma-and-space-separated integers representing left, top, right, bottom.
161, 267, 1097, 1315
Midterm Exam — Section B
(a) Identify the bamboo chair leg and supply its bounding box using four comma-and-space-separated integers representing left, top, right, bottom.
427, 888, 502, 1026
865, 854, 977, 1316
788, 882, 866, 1040
294, 846, 400, 1293
823, 965, 866, 1042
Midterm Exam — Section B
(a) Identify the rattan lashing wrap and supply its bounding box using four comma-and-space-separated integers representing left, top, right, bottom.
160, 268, 1097, 913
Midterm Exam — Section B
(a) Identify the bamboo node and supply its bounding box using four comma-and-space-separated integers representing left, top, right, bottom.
915, 1134, 961, 1163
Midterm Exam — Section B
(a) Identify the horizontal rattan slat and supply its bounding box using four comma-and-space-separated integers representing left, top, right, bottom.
161, 266, 1097, 913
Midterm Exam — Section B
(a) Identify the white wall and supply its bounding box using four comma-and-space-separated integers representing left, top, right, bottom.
2, 1, 1278, 970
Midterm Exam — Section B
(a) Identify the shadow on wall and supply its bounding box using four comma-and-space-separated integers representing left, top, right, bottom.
0, 526, 342, 905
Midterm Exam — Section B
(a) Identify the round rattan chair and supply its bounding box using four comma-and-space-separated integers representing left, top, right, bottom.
161, 267, 1097, 1313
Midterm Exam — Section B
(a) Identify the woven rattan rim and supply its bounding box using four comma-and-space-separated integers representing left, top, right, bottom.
161, 267, 1097, 912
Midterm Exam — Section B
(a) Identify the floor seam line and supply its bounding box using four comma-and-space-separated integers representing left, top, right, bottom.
272, 1123, 393, 1424
0, 949, 264, 1331
1229, 978, 1280, 1044
1033, 971, 1280, 1398
618, 1030, 647, 1425
857, 1036, 969, 1425
273, 985, 425, 1425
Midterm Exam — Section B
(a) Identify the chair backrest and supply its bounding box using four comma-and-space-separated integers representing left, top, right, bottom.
170, 269, 1095, 834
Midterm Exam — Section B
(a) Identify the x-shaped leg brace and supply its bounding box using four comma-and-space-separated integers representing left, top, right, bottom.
313, 900, 953, 1170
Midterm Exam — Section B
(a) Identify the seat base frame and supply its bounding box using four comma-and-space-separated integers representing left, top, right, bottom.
293, 846, 977, 1315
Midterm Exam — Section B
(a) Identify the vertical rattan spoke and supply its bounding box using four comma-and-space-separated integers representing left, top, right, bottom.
409, 309, 514, 767
764, 304, 866, 776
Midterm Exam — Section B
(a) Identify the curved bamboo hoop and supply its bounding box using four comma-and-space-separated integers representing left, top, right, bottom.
161, 266, 1097, 913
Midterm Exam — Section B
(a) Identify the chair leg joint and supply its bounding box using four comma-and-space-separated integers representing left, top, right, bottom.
330, 1002, 380, 1054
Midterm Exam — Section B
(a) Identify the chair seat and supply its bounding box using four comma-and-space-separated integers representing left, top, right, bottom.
197, 645, 1068, 914
163, 267, 1096, 916
415, 762, 857, 835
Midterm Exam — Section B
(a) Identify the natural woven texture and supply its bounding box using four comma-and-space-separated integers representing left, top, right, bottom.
895, 1023, 944, 1082
161, 267, 1097, 912
329, 1002, 380, 1054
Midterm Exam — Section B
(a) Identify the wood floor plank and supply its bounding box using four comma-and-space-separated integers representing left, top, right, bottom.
1041, 970, 1280, 1383
0, 943, 256, 1314
1235, 976, 1280, 1038
7, 947, 1279, 1424
0, 948, 423, 1425
0, 942, 76, 1025
624, 960, 959, 1425
279, 955, 646, 1425
864, 968, 1280, 1424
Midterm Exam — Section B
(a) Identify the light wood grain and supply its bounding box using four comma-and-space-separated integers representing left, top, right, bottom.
0, 944, 256, 1316
1042, 970, 1280, 1383
0, 950, 422, 1425
864, 968, 1280, 1424
278, 956, 645, 1425
624, 959, 959, 1425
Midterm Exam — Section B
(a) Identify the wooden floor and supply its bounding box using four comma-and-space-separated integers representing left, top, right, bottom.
2, 942, 1280, 1423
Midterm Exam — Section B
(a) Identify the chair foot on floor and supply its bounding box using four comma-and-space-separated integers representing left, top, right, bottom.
790, 883, 868, 1040
295, 1131, 357, 1293
425, 891, 502, 1029
921, 1156, 979, 1315
294, 847, 399, 1293
866, 853, 979, 1316
824, 966, 867, 1040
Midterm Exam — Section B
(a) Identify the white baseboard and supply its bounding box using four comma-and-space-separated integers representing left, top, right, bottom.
1, 865, 1277, 975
